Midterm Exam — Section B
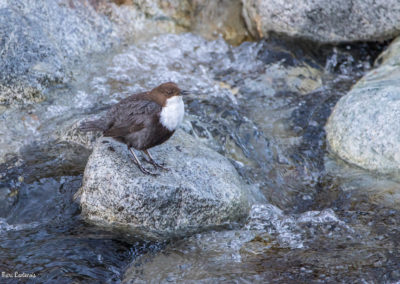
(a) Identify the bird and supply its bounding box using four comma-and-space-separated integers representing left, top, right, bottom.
79, 82, 188, 175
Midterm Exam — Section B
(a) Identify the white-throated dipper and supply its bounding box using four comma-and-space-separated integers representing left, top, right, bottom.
80, 82, 188, 175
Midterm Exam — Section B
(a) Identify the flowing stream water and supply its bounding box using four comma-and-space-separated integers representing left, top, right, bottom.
1, 33, 398, 283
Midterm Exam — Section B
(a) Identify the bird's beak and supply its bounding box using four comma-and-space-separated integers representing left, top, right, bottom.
180, 90, 190, 96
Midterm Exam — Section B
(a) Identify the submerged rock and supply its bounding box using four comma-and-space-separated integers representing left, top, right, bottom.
326, 37, 400, 176
75, 130, 251, 241
242, 0, 400, 43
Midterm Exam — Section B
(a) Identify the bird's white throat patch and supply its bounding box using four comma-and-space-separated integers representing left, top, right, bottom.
160, 96, 184, 131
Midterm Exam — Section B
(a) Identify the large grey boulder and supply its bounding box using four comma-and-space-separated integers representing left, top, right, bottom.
326, 37, 400, 176
242, 0, 400, 43
75, 130, 251, 241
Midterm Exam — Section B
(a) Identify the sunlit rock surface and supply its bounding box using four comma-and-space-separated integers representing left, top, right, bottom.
76, 130, 251, 241
326, 37, 400, 176
242, 0, 400, 43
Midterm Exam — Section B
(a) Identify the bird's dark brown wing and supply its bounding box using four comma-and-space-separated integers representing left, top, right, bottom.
103, 96, 161, 138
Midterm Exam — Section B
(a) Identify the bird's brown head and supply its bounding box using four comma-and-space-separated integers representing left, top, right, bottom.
153, 82, 180, 98
150, 82, 188, 106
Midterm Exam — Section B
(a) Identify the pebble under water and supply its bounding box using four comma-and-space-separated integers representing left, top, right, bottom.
1, 33, 398, 283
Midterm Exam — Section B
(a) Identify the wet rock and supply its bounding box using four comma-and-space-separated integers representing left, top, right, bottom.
75, 129, 251, 241
242, 0, 400, 43
326, 37, 400, 176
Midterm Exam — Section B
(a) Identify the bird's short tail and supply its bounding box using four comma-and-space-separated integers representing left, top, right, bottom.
79, 119, 106, 132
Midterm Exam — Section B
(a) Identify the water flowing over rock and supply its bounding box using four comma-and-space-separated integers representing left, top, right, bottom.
242, 0, 400, 43
75, 130, 251, 241
326, 37, 400, 176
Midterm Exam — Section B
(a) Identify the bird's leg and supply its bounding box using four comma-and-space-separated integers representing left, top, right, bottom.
128, 148, 158, 176
142, 149, 169, 171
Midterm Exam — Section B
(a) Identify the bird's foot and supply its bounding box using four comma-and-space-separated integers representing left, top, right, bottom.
137, 164, 159, 176
142, 150, 170, 171
128, 148, 159, 176
142, 158, 169, 171
150, 161, 169, 171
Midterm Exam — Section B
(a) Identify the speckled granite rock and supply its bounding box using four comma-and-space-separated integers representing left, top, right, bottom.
326, 37, 400, 176
242, 0, 400, 43
75, 130, 251, 241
